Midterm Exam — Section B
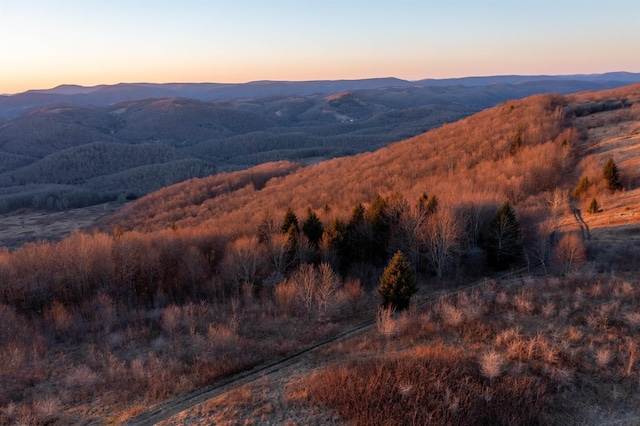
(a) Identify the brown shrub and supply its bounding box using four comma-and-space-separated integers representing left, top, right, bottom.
343, 277, 364, 313
304, 345, 551, 425
480, 349, 506, 380
554, 232, 587, 274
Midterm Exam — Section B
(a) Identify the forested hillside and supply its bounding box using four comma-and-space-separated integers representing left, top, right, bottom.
1, 84, 639, 424
105, 93, 573, 234
0, 76, 636, 213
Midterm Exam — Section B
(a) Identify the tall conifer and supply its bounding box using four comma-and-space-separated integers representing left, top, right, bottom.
378, 251, 417, 310
302, 208, 324, 248
603, 157, 622, 192
484, 202, 523, 269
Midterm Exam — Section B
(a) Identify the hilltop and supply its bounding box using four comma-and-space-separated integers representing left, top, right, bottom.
0, 83, 639, 424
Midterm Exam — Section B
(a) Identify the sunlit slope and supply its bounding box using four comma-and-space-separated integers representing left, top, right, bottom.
104, 84, 640, 237
566, 84, 640, 227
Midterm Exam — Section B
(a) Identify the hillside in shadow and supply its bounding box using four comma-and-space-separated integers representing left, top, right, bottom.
0, 75, 637, 213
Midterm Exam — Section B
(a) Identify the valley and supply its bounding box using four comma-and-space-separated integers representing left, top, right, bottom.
0, 74, 638, 218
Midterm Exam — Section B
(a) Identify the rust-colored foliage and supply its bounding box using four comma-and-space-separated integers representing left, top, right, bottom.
305, 345, 551, 426
1, 85, 639, 423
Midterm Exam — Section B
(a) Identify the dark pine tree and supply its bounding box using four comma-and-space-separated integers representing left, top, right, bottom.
280, 206, 299, 234
302, 207, 324, 248
346, 202, 367, 264
484, 202, 523, 270
418, 192, 429, 210
325, 218, 349, 275
572, 176, 591, 199
425, 195, 439, 215
417, 192, 438, 215
603, 157, 622, 192
365, 195, 390, 266
378, 250, 417, 310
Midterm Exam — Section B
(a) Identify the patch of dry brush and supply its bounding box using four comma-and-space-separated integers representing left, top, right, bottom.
298, 273, 640, 425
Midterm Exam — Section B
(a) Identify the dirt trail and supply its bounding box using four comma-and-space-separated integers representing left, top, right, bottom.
125, 319, 373, 425
125, 268, 530, 425
570, 204, 591, 240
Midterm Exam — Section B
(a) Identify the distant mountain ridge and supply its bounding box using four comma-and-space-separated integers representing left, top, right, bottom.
416, 71, 640, 87
1, 75, 639, 213
2, 73, 639, 119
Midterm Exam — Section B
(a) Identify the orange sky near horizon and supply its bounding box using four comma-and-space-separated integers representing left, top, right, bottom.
1, 0, 639, 94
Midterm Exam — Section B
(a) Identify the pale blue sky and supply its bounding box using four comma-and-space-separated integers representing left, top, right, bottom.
1, 0, 638, 93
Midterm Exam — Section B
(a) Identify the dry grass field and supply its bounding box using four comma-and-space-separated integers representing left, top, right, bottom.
0, 202, 121, 250
155, 270, 640, 425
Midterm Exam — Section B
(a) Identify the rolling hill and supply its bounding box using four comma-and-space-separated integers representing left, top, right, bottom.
2, 73, 639, 118
1, 83, 639, 424
0, 74, 639, 214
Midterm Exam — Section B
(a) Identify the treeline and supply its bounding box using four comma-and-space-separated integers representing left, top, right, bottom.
565, 97, 632, 117
83, 159, 216, 194
102, 161, 301, 231
0, 159, 217, 213
109, 98, 277, 145
0, 187, 569, 316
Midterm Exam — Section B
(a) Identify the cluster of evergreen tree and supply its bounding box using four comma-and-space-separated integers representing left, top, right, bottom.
261, 194, 524, 298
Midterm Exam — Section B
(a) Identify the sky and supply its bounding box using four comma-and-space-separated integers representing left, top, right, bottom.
0, 0, 639, 94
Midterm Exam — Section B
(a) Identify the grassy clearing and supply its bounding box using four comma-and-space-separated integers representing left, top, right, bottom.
296, 273, 640, 425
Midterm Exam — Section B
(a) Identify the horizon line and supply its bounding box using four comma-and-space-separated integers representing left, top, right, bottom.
3, 70, 639, 96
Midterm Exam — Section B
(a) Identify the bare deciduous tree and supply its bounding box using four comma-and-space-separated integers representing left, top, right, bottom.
316, 263, 341, 316
555, 232, 586, 274
266, 233, 292, 275
391, 204, 427, 274
225, 237, 266, 293
531, 219, 555, 273
290, 263, 318, 316
425, 209, 460, 278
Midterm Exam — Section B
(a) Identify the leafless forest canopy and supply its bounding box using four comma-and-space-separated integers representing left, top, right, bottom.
0, 76, 636, 214
0, 83, 639, 424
